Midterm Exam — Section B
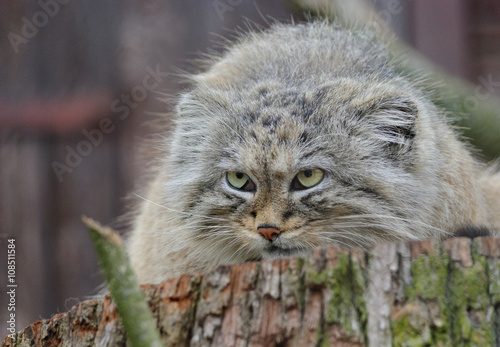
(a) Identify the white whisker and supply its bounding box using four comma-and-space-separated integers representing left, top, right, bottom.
133, 193, 232, 223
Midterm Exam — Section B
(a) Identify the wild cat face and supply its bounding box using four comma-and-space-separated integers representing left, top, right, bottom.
173, 79, 434, 260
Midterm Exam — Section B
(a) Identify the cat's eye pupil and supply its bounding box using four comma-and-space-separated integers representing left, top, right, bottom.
226, 171, 256, 192
292, 168, 324, 190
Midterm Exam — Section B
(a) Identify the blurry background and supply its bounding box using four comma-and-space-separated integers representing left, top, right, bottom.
1, 0, 499, 334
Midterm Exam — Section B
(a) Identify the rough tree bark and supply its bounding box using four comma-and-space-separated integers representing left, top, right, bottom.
3, 237, 500, 346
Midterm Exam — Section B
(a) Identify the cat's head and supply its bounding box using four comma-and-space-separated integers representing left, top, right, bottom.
165, 76, 442, 261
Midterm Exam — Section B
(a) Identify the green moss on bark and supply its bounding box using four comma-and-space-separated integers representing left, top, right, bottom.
392, 314, 431, 347
393, 245, 495, 346
306, 251, 367, 343
447, 258, 492, 345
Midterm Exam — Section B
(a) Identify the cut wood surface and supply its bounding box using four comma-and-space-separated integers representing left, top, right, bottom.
3, 237, 500, 346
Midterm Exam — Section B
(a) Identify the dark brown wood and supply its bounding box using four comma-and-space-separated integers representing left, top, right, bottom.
411, 0, 469, 78
468, 0, 500, 90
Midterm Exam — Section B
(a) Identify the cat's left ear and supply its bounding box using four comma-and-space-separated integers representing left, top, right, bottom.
366, 95, 418, 154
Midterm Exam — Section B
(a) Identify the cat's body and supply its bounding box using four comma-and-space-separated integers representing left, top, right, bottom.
128, 21, 500, 284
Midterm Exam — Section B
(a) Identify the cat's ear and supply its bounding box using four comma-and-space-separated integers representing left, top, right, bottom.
365, 95, 417, 154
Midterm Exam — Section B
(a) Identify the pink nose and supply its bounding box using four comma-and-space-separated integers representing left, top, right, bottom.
258, 227, 281, 241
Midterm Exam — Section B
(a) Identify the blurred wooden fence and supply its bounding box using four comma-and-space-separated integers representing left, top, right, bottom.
0, 0, 292, 333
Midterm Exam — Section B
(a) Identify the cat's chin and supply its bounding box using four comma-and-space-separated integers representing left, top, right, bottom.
261, 244, 308, 259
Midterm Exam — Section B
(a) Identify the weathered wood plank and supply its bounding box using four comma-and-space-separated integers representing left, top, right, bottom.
3, 238, 499, 346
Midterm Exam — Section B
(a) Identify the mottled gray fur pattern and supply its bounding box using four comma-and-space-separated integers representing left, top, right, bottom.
128, 21, 500, 284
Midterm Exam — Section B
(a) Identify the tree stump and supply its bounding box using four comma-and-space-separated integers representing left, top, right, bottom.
3, 237, 500, 346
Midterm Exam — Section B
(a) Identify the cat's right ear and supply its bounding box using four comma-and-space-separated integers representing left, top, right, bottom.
364, 95, 418, 156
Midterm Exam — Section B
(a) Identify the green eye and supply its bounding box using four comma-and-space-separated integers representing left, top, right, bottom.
294, 169, 324, 189
226, 171, 255, 191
